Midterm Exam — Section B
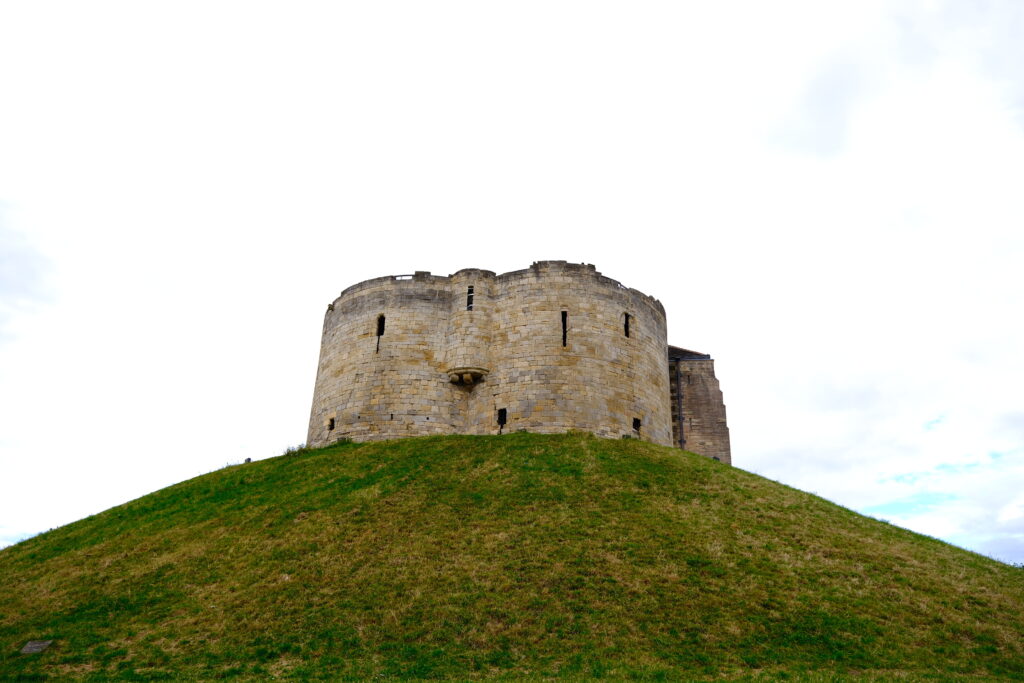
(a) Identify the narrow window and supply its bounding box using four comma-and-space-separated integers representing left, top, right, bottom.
624, 313, 631, 337
632, 417, 641, 432
466, 286, 474, 311
497, 408, 507, 432
328, 417, 335, 431
561, 311, 568, 347
376, 314, 385, 353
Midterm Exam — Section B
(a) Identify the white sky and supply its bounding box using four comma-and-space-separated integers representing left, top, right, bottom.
1, 0, 1022, 565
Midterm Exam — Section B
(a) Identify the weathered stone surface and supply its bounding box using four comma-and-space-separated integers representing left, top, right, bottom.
20, 640, 52, 654
668, 347, 732, 464
306, 261, 731, 463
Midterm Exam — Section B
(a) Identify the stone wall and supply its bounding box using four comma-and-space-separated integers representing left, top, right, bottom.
308, 261, 674, 447
307, 261, 730, 463
668, 347, 732, 464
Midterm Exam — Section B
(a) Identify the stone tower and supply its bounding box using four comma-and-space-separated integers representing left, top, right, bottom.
307, 261, 730, 463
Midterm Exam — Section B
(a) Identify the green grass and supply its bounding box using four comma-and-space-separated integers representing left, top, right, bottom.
1, 432, 1022, 680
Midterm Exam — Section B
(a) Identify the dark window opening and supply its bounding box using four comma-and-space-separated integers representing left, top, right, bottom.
686, 373, 691, 384
624, 313, 631, 337
467, 286, 474, 311
633, 417, 642, 432
497, 408, 507, 433
561, 311, 568, 347
328, 418, 335, 431
376, 314, 385, 352
390, 413, 394, 420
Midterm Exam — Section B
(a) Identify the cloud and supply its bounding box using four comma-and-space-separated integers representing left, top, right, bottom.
974, 534, 1024, 567
863, 491, 959, 519
0, 205, 51, 343
865, 447, 1024, 565
997, 493, 1024, 524
0, 522, 38, 550
894, 0, 1024, 129
777, 59, 866, 156
996, 412, 1024, 441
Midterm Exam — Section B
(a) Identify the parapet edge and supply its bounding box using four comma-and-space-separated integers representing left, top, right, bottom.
327, 262, 664, 316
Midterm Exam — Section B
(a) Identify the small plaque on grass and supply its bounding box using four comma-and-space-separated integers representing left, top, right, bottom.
20, 640, 52, 654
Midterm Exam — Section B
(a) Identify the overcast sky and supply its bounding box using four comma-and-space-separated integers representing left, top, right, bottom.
1, 1, 1022, 565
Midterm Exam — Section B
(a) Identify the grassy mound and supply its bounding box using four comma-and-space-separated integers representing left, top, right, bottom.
1, 433, 1022, 681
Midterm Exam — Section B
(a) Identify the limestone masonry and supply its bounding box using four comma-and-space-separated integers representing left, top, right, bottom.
307, 261, 731, 463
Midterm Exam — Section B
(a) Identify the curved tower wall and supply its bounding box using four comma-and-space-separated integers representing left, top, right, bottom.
307, 262, 673, 447
308, 272, 457, 442
481, 264, 671, 444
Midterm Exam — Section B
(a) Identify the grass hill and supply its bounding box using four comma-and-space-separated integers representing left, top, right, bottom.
1, 433, 1022, 681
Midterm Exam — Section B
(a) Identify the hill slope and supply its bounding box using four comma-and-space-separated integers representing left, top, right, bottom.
1, 433, 1022, 681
